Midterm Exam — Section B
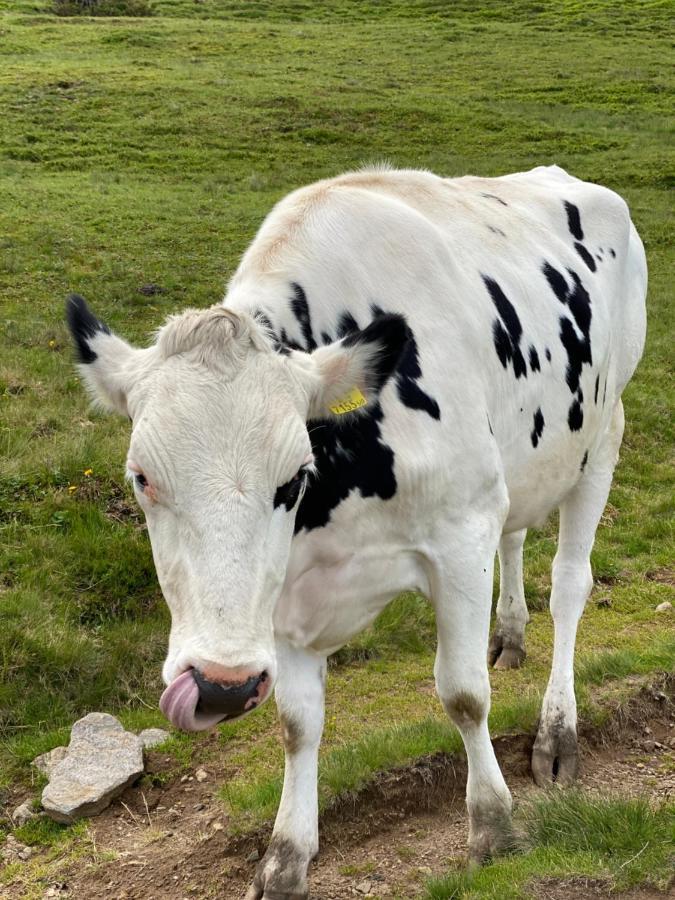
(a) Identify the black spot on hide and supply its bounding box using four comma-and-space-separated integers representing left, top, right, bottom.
563, 201, 596, 272
371, 304, 440, 419
531, 407, 545, 448
594, 374, 600, 404
262, 285, 441, 532
568, 397, 584, 431
529, 345, 540, 373
484, 275, 527, 379
481, 192, 508, 206
580, 450, 589, 472
574, 241, 597, 272
542, 262, 593, 432
290, 283, 317, 351
564, 201, 584, 241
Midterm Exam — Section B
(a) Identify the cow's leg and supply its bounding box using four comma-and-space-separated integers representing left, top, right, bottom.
489, 528, 529, 670
532, 402, 624, 786
246, 641, 326, 900
431, 515, 513, 863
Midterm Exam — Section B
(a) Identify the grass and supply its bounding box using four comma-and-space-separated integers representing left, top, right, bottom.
0, 0, 673, 895
426, 792, 675, 898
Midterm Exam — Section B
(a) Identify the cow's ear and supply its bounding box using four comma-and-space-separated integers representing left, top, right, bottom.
301, 313, 410, 420
65, 294, 147, 417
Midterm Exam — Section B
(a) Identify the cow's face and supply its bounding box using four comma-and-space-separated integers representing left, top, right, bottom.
66, 296, 407, 731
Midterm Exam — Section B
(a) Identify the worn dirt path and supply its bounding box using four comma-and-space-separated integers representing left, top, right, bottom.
3, 678, 673, 900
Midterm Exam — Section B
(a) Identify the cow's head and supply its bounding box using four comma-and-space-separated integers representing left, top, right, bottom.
66, 295, 408, 731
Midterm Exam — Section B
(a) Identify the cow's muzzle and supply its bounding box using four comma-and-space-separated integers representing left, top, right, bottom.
159, 666, 271, 732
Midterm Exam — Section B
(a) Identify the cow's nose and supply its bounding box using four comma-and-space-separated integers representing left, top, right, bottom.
192, 667, 268, 719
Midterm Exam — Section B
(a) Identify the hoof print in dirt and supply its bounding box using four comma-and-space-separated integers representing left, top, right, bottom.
40, 713, 144, 824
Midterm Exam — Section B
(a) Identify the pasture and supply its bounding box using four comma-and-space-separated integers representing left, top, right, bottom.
0, 1, 673, 897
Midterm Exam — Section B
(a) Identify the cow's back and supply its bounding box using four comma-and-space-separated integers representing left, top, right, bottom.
228, 166, 647, 535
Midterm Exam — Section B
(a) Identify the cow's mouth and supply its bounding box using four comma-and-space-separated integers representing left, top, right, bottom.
159, 668, 270, 732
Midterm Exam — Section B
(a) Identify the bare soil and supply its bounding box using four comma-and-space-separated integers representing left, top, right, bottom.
3, 677, 673, 900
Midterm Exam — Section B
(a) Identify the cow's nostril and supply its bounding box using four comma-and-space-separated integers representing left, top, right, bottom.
192, 668, 264, 720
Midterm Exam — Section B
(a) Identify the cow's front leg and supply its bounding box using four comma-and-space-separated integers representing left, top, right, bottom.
488, 528, 529, 670
246, 641, 326, 900
430, 515, 514, 863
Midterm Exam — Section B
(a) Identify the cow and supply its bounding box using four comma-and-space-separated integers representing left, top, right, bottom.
66, 164, 647, 899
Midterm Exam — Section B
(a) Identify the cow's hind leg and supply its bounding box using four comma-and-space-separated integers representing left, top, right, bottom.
489, 528, 528, 670
532, 402, 625, 786
246, 641, 326, 900
431, 513, 514, 863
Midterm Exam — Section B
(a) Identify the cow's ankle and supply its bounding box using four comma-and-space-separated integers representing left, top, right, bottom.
245, 835, 312, 900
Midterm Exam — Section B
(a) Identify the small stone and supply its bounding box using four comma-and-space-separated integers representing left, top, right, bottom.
355, 881, 372, 895
655, 601, 672, 612
644, 726, 652, 735
643, 740, 656, 752
211, 821, 224, 831
12, 799, 36, 826
246, 848, 260, 863
195, 768, 207, 783
18, 846, 33, 860
636, 762, 645, 769
41, 713, 144, 824
33, 746, 69, 777
180, 775, 189, 783
138, 283, 165, 296
194, 803, 205, 811
138, 728, 170, 750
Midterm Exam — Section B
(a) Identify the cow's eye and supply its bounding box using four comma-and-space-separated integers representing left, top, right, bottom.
273, 466, 308, 511
135, 473, 148, 490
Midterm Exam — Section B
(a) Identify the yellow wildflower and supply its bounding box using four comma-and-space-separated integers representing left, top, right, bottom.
68, 485, 77, 493
48, 339, 56, 348
84, 468, 93, 476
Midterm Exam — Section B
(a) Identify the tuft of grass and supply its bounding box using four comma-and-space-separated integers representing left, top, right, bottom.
426, 792, 675, 898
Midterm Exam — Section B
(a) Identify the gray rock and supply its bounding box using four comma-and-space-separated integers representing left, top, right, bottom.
32, 746, 69, 777
655, 600, 672, 612
41, 713, 144, 824
12, 799, 36, 826
138, 727, 170, 750
1, 834, 31, 864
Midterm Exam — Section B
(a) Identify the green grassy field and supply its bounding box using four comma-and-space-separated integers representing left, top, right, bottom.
0, 1, 673, 896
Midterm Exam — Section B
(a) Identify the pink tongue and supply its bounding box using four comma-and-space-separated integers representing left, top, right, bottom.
159, 670, 225, 732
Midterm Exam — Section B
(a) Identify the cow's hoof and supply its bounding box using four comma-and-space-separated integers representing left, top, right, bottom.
245, 836, 310, 900
531, 726, 579, 786
488, 630, 525, 670
467, 801, 514, 864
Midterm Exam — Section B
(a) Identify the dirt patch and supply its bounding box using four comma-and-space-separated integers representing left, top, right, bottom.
645, 567, 675, 587
527, 878, 670, 900
3, 677, 673, 900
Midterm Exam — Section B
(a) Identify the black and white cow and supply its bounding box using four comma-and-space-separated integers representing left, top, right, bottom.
67, 165, 647, 898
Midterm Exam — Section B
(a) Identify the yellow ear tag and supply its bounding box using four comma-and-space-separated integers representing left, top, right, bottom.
329, 387, 367, 416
